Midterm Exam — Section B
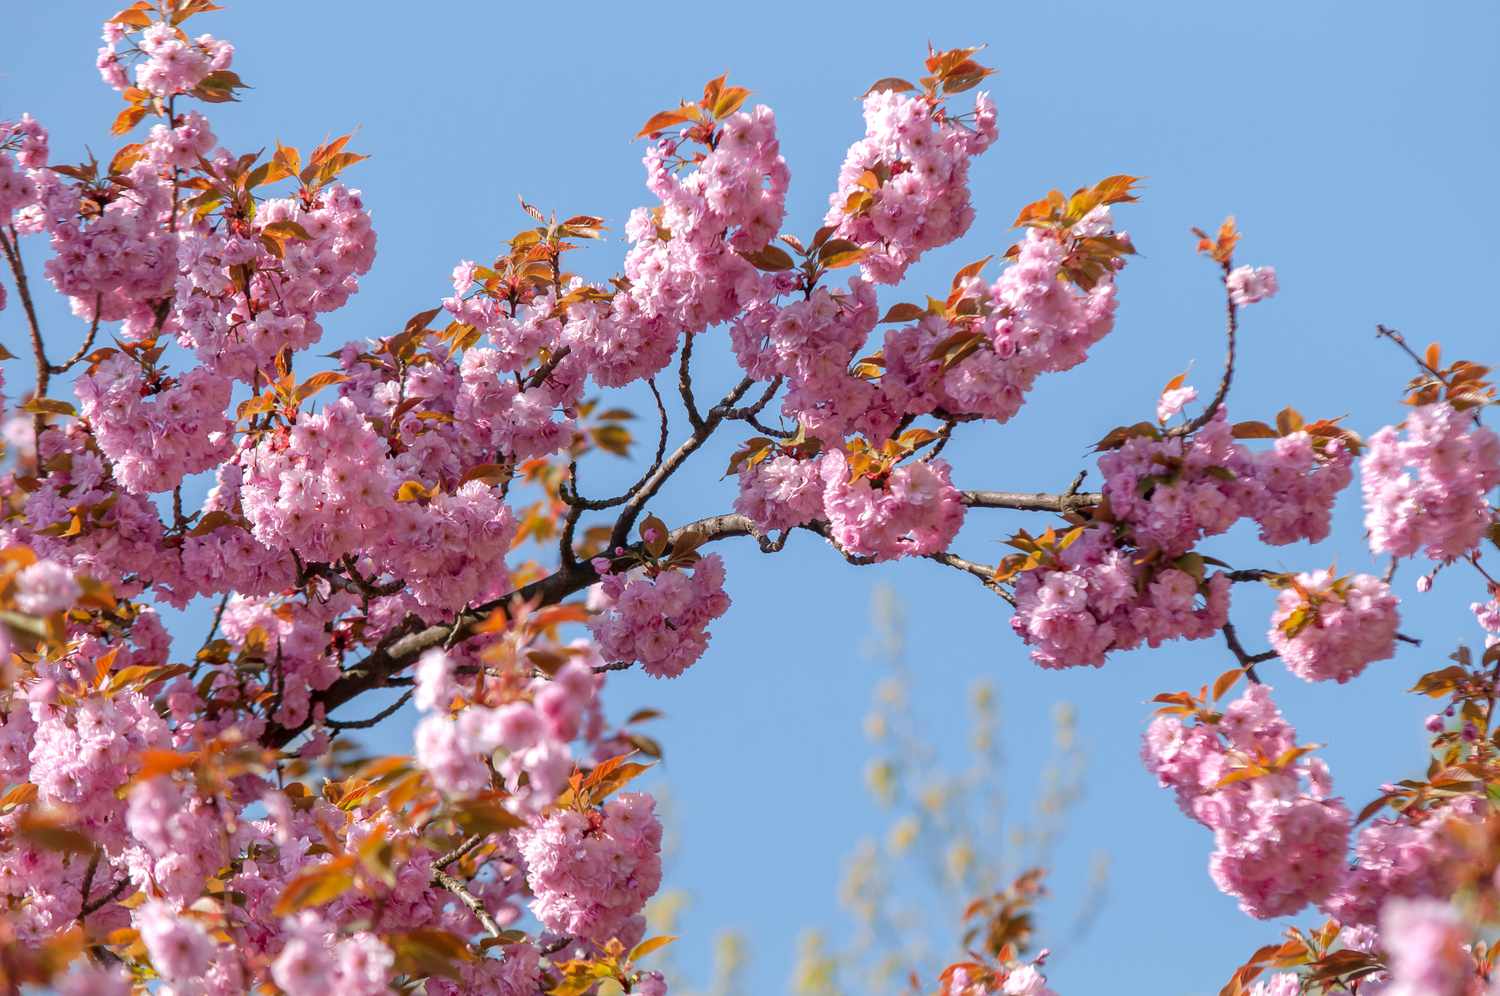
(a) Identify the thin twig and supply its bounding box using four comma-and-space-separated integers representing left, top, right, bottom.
431, 867, 504, 939
524, 345, 572, 390
1, 225, 52, 457
608, 376, 752, 550
922, 418, 958, 462
562, 378, 670, 512
434, 832, 489, 871
724, 375, 781, 421
79, 877, 130, 919
49, 296, 102, 375
1170, 261, 1238, 438
326, 688, 414, 731
1376, 323, 1484, 425
77, 848, 101, 923
1221, 621, 1276, 683
677, 333, 705, 432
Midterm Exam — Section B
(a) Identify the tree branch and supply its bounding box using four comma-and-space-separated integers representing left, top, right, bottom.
962, 490, 1101, 514
431, 867, 504, 939
266, 502, 1014, 747
434, 832, 489, 871
49, 296, 102, 376
677, 332, 705, 432
326, 688, 414, 731
1, 225, 52, 456
1170, 260, 1238, 438
561, 377, 670, 513
607, 375, 752, 550
1221, 621, 1275, 684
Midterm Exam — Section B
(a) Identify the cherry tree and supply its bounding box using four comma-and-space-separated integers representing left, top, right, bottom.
1, 3, 1499, 994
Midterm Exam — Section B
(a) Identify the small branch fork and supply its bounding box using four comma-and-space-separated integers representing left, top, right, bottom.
1221, 621, 1275, 685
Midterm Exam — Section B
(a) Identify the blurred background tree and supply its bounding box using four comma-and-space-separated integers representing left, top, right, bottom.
643, 583, 1108, 995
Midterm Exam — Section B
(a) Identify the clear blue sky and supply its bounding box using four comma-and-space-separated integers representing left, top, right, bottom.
4, 4, 1499, 993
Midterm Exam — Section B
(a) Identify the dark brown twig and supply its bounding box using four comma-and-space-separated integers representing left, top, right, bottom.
1170, 261, 1238, 438
326, 688, 414, 731
677, 332, 705, 432
1221, 621, 1276, 684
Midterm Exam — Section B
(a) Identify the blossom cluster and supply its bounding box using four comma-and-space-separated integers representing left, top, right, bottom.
882, 218, 1124, 426
174, 184, 377, 380
0, 114, 48, 242
98, 21, 234, 96
820, 450, 965, 562
1362, 401, 1500, 562
1266, 570, 1400, 683
624, 105, 789, 337
1320, 799, 1480, 928
731, 275, 885, 441
75, 353, 233, 494
514, 791, 664, 947
588, 555, 732, 678
1376, 897, 1477, 996
1141, 684, 1351, 919
823, 88, 998, 284
1100, 412, 1352, 558
734, 451, 826, 533
1010, 409, 1356, 669
414, 648, 600, 811
1010, 526, 1232, 669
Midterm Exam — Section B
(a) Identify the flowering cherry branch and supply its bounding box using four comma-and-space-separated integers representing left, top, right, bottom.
6, 7, 1499, 993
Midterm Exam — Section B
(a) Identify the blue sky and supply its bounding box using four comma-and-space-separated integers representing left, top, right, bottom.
4, 3, 1499, 993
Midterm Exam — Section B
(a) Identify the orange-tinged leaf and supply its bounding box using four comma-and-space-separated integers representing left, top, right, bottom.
738, 244, 795, 272
863, 77, 915, 97
388, 928, 474, 980
639, 515, 669, 557
261, 219, 311, 242
635, 108, 695, 139
1212, 667, 1245, 701
628, 935, 678, 963
293, 370, 349, 404
273, 856, 357, 916
452, 796, 527, 836
18, 811, 93, 854
0, 782, 38, 809
1231, 420, 1279, 440
822, 247, 867, 269
236, 392, 275, 421
105, 664, 189, 695
712, 86, 751, 119
109, 3, 153, 28
22, 398, 77, 417
111, 104, 148, 136
952, 255, 993, 287
459, 463, 510, 486
354, 755, 413, 781
274, 141, 302, 179
880, 302, 926, 324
